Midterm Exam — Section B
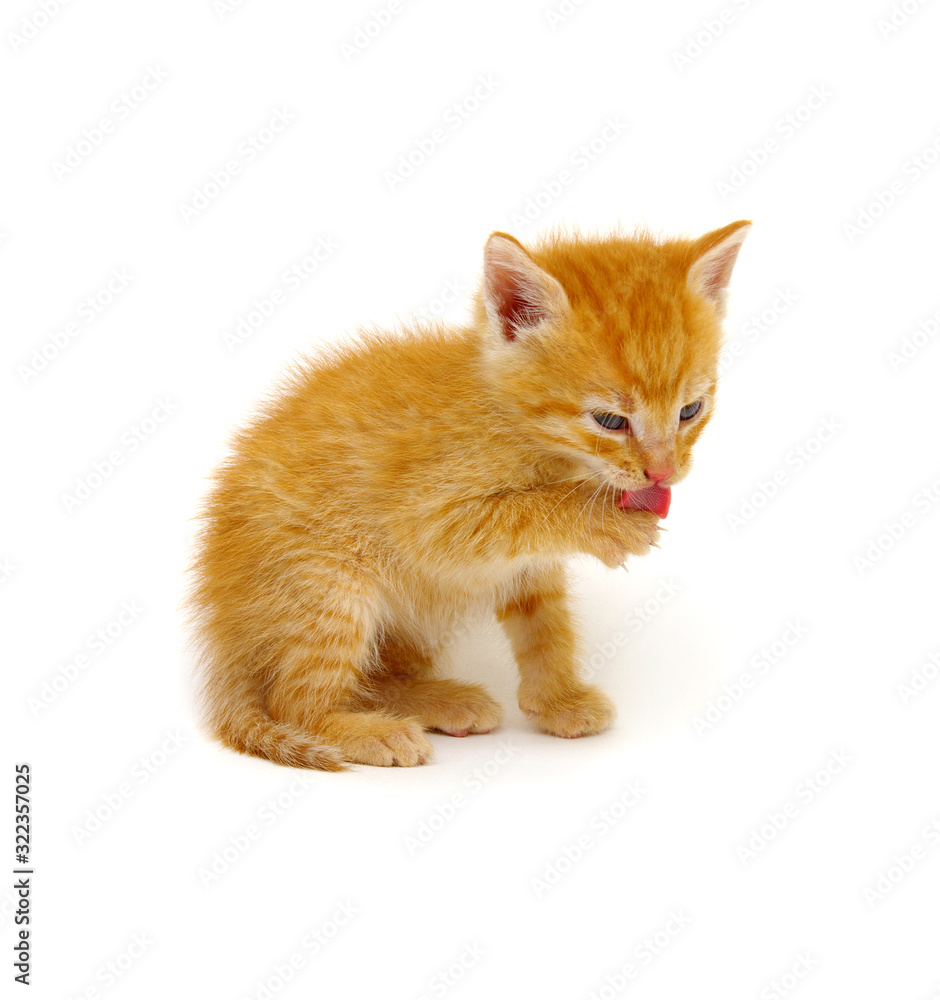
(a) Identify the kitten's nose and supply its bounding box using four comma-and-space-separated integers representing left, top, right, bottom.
644, 466, 674, 485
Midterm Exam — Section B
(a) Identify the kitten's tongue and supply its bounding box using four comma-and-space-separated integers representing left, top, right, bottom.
617, 485, 671, 518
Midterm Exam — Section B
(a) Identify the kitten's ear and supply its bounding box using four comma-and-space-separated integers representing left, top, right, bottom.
483, 232, 569, 342
687, 220, 751, 318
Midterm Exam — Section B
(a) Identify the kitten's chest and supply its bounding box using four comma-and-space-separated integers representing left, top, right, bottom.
387, 552, 557, 625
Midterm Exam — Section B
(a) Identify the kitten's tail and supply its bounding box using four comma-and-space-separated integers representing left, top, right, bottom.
212, 708, 346, 771
197, 665, 346, 771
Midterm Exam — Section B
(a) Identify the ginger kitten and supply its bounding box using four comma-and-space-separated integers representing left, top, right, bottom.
189, 221, 750, 769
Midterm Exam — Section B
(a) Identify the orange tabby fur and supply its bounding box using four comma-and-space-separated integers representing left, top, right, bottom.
188, 221, 750, 769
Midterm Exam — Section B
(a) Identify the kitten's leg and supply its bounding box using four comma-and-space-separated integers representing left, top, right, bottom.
363, 636, 503, 737
497, 564, 614, 739
265, 588, 433, 767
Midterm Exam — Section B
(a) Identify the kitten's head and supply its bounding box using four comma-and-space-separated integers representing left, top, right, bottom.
476, 222, 750, 501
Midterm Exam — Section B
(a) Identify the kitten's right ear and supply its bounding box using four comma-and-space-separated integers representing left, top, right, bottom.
687, 220, 751, 319
482, 232, 569, 342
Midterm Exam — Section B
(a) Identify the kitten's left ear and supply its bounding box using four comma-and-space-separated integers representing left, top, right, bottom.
687, 220, 751, 318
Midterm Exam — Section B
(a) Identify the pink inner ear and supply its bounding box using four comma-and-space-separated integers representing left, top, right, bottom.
696, 246, 742, 299
489, 268, 544, 341
690, 224, 750, 305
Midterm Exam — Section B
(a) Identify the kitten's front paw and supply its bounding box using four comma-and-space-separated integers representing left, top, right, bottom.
520, 685, 615, 739
595, 510, 662, 568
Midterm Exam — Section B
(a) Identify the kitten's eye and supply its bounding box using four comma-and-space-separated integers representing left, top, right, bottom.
593, 411, 628, 431
679, 401, 702, 421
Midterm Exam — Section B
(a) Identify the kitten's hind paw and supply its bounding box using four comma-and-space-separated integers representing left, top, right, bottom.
318, 711, 433, 767
520, 685, 615, 739
367, 677, 503, 738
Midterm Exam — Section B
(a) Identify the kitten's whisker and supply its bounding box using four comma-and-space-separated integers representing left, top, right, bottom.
536, 470, 606, 489
575, 478, 607, 528
600, 481, 612, 538
450, 470, 602, 512
542, 471, 604, 523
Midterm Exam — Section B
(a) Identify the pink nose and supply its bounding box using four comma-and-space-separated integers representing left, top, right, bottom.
644, 466, 674, 485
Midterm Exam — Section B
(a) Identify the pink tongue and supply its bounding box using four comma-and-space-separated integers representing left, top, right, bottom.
617, 485, 671, 518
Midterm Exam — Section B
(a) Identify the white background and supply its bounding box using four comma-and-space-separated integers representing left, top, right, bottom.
5, 1, 940, 997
